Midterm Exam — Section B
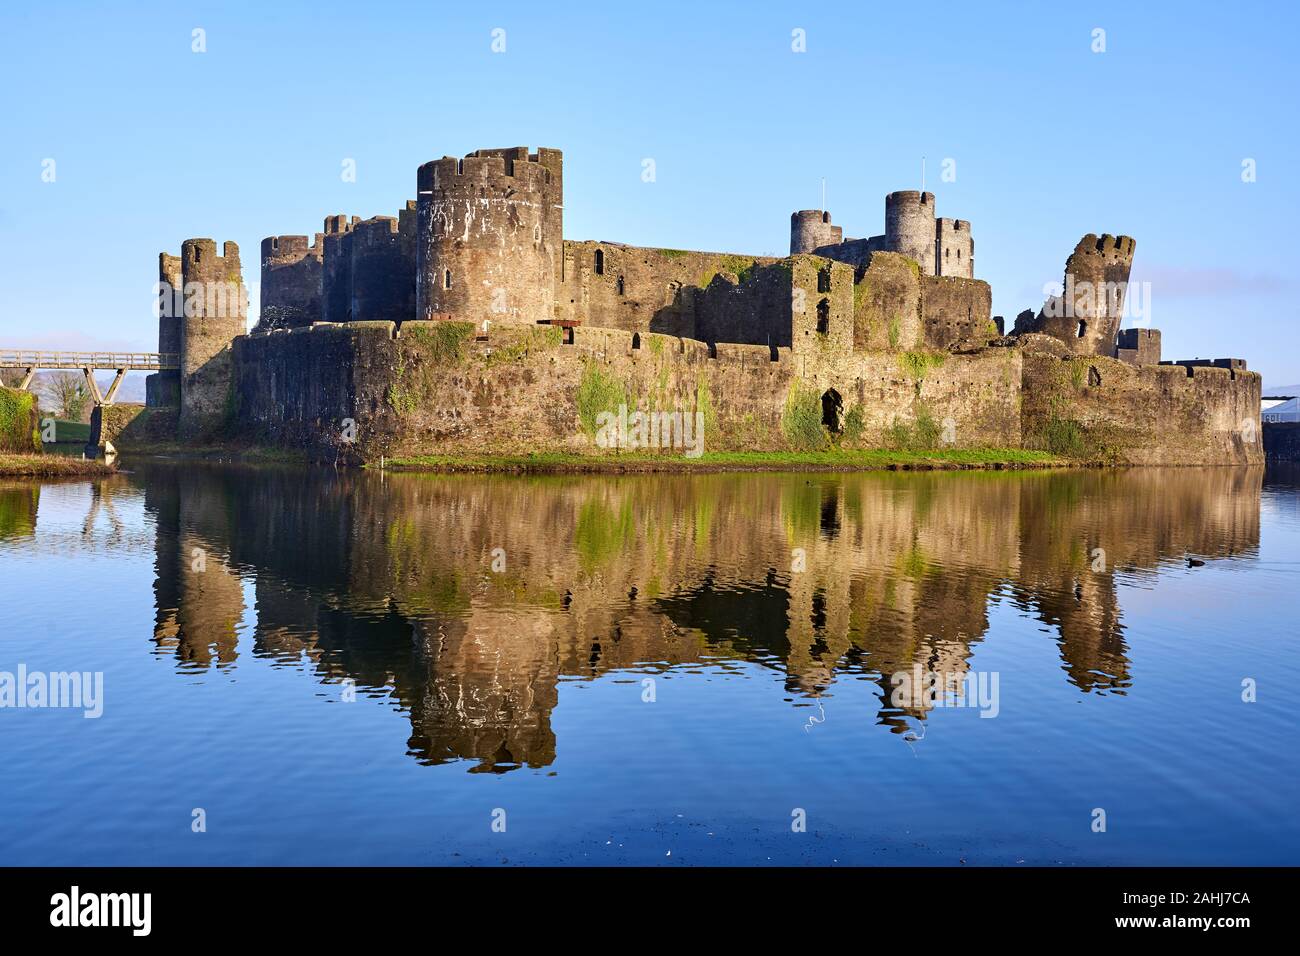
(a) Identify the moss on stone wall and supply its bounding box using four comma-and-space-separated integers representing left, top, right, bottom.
483, 325, 562, 365
781, 380, 829, 451
885, 403, 942, 450
843, 404, 865, 444
897, 350, 947, 381
406, 321, 475, 364
694, 375, 718, 437
577, 360, 627, 437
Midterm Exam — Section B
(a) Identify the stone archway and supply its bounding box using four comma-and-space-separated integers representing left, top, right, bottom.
821, 388, 843, 433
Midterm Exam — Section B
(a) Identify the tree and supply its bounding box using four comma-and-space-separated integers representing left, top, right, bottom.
41, 371, 89, 421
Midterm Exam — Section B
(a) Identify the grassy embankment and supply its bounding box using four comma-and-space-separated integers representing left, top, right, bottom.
0, 454, 115, 477
374, 448, 1062, 474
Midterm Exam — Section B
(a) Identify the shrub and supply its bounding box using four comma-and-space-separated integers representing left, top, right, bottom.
0, 387, 40, 453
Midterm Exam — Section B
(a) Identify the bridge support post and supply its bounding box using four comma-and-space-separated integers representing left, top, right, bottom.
102, 368, 127, 405
80, 367, 105, 406
17, 367, 35, 391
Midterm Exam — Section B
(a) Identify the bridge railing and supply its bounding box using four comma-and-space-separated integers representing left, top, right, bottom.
0, 350, 180, 371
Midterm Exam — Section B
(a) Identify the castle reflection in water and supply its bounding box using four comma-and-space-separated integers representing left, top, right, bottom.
2, 465, 1262, 773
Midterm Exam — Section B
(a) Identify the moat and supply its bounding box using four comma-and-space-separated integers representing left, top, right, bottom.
1, 462, 1297, 865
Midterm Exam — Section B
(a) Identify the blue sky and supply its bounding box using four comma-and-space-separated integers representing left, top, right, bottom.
2, 0, 1296, 385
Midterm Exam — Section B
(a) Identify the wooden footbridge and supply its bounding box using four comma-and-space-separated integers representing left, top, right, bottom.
0, 350, 178, 406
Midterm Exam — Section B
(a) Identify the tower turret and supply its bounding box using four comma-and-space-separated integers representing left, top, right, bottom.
936, 218, 973, 278
415, 147, 562, 324
884, 191, 937, 275
790, 210, 842, 254
178, 239, 246, 436
259, 234, 323, 330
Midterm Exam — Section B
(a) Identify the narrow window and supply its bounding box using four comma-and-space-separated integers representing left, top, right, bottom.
817, 268, 831, 293
816, 298, 830, 334
632, 332, 641, 349
1076, 320, 1087, 338
617, 275, 625, 296
595, 249, 604, 275
444, 269, 452, 290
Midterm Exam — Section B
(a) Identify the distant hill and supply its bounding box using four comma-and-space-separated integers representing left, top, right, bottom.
1263, 383, 1300, 397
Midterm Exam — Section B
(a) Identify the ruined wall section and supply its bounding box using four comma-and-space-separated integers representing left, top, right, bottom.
179, 238, 246, 436
1117, 328, 1161, 365
851, 252, 925, 352
259, 234, 323, 331
558, 242, 779, 339
692, 256, 852, 354
920, 274, 994, 350
811, 236, 886, 271
416, 149, 558, 325
1020, 345, 1263, 464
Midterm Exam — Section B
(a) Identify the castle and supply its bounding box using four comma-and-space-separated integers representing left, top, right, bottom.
140, 145, 1262, 466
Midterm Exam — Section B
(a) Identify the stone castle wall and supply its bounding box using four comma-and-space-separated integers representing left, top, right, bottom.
1020, 339, 1263, 464
232, 321, 1022, 460
231, 318, 1262, 466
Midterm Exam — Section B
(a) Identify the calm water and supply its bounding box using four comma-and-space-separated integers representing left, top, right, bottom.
1, 462, 1297, 866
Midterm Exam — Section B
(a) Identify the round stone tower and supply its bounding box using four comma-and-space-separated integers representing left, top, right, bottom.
885, 191, 937, 275
789, 210, 843, 255
415, 147, 562, 324
178, 238, 246, 436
